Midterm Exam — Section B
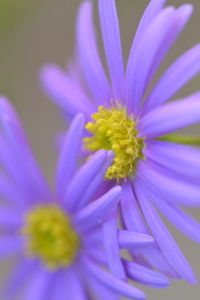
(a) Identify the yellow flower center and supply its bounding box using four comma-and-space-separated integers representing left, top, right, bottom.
84, 104, 144, 181
22, 205, 80, 270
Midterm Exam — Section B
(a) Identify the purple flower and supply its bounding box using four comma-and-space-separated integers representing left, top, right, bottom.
0, 97, 171, 299
41, 0, 200, 285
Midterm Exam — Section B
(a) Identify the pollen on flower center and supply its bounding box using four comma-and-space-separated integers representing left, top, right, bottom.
84, 103, 145, 181
22, 205, 80, 270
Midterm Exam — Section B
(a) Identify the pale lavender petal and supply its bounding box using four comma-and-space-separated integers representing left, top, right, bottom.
142, 43, 200, 114
135, 180, 197, 284
40, 65, 95, 118
84, 258, 146, 299
25, 268, 52, 300
0, 237, 23, 257
125, 7, 175, 114
102, 213, 126, 280
0, 208, 23, 228
144, 141, 200, 180
124, 260, 170, 288
121, 181, 180, 278
98, 0, 124, 99
138, 160, 200, 206
76, 1, 111, 104
119, 230, 154, 249
150, 192, 200, 244
65, 150, 108, 211
139, 92, 200, 138
75, 186, 121, 232
75, 151, 114, 209
56, 114, 85, 197
0, 97, 50, 201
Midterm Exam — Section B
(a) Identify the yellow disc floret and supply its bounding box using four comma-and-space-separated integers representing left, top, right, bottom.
84, 104, 144, 181
22, 205, 80, 270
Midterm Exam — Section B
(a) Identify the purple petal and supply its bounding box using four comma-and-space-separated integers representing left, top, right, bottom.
128, 0, 167, 52
64, 268, 87, 300
74, 186, 121, 232
98, 0, 124, 99
121, 181, 179, 278
87, 275, 121, 300
75, 151, 114, 209
40, 64, 95, 119
76, 1, 111, 104
119, 230, 154, 249
139, 92, 200, 138
0, 208, 23, 228
65, 150, 110, 211
25, 267, 52, 300
84, 257, 146, 299
144, 141, 200, 180
142, 43, 200, 114
135, 180, 197, 284
125, 6, 175, 114
150, 192, 200, 244
56, 113, 85, 197
138, 160, 200, 206
124, 260, 170, 288
0, 97, 50, 201
0, 237, 23, 257
102, 213, 126, 280
4, 259, 36, 298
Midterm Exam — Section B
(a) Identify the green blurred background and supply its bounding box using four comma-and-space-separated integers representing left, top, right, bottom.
0, 0, 199, 299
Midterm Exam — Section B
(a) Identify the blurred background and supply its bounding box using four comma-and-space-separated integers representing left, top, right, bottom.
0, 0, 199, 299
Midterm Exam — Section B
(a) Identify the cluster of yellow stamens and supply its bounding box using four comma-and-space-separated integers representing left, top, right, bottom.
84, 104, 144, 181
22, 205, 80, 270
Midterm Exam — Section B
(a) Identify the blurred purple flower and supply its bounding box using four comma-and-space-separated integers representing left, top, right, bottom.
0, 97, 171, 300
41, 0, 200, 286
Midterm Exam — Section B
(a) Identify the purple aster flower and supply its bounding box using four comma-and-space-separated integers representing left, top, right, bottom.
0, 96, 171, 299
41, 0, 200, 286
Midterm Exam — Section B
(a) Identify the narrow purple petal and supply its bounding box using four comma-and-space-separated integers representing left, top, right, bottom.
25, 268, 52, 300
65, 150, 110, 211
0, 97, 50, 201
40, 65, 95, 118
4, 259, 36, 298
129, 0, 167, 51
125, 7, 175, 114
121, 181, 180, 278
139, 92, 200, 138
64, 268, 87, 300
98, 0, 124, 99
135, 180, 197, 284
142, 43, 200, 114
75, 186, 121, 232
84, 257, 146, 299
56, 113, 85, 197
0, 208, 23, 228
87, 275, 121, 300
124, 260, 170, 288
102, 213, 126, 280
75, 151, 114, 209
138, 160, 200, 206
0, 237, 23, 257
119, 230, 154, 249
76, 1, 111, 104
144, 141, 200, 180
150, 192, 200, 244
0, 175, 26, 206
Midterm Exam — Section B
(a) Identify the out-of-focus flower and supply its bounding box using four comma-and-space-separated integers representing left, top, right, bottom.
0, 97, 170, 300
41, 0, 200, 285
